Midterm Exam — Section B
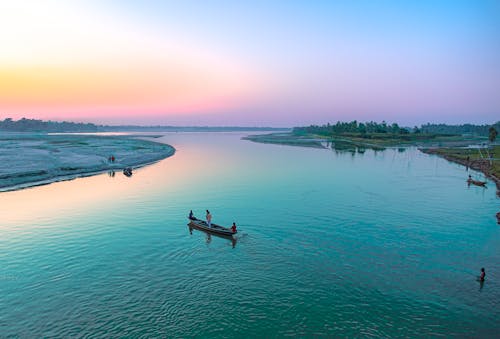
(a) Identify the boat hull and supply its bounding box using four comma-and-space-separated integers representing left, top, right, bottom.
467, 179, 486, 187
188, 218, 236, 237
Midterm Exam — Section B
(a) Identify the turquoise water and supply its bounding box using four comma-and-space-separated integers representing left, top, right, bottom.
1, 132, 499, 337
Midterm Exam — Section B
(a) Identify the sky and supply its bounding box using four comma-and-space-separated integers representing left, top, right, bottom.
0, 0, 499, 127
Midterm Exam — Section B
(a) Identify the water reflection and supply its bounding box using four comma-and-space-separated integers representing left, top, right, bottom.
188, 225, 237, 248
329, 140, 387, 155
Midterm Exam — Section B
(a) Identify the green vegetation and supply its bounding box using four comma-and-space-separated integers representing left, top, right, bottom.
421, 122, 500, 136
0, 117, 288, 133
292, 120, 499, 146
246, 121, 497, 150
0, 118, 100, 132
293, 120, 411, 136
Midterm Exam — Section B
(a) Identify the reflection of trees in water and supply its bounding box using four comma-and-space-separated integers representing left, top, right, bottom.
330, 140, 388, 156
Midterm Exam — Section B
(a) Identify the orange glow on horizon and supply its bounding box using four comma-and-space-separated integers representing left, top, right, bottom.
0, 62, 258, 119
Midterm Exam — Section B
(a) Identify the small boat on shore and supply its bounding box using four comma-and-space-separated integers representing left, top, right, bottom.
467, 178, 486, 187
123, 167, 133, 177
188, 217, 237, 237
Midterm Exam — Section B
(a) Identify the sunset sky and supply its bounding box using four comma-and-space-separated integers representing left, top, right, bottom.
1, 0, 499, 126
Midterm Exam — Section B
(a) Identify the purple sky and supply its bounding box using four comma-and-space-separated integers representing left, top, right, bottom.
1, 0, 499, 126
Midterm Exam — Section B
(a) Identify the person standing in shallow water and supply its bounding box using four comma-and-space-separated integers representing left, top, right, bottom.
479, 268, 486, 282
206, 210, 212, 228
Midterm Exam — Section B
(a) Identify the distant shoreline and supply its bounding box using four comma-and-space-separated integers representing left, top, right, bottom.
0, 133, 175, 192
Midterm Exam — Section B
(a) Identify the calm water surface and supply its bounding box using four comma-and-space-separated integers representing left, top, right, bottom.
1, 132, 499, 337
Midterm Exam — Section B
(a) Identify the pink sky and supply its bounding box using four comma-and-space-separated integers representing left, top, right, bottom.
1, 1, 499, 126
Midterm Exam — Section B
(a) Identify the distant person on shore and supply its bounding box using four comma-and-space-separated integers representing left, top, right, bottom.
231, 222, 237, 233
206, 210, 212, 228
478, 268, 486, 282
189, 210, 195, 220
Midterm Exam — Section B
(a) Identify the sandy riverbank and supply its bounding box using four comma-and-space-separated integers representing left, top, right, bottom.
0, 133, 175, 192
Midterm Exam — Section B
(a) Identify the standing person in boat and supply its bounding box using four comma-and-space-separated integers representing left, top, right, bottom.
231, 222, 237, 233
206, 210, 212, 228
189, 210, 195, 220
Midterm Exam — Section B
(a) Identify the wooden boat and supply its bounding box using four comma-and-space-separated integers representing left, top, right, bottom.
467, 178, 486, 187
123, 167, 133, 177
188, 217, 237, 237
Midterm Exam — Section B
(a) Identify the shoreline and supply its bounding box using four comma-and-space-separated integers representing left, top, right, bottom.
0, 155, 173, 193
420, 148, 500, 194
244, 132, 500, 196
0, 134, 175, 193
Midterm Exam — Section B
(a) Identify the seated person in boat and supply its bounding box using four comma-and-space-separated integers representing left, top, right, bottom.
189, 210, 196, 220
231, 222, 237, 233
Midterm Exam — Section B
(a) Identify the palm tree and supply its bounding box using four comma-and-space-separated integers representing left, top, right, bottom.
487, 127, 497, 165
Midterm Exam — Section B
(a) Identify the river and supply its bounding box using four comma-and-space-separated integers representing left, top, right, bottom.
1, 132, 499, 337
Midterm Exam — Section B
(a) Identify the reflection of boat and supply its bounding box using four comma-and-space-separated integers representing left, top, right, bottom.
188, 218, 236, 237
188, 225, 237, 248
467, 178, 486, 187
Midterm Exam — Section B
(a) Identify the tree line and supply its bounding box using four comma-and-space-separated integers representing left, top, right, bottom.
0, 118, 287, 132
419, 122, 500, 136
0, 118, 101, 132
293, 120, 500, 137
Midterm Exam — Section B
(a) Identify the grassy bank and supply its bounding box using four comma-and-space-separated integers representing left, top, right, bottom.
242, 133, 326, 148
244, 131, 486, 150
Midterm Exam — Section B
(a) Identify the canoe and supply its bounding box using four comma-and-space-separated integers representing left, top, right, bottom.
467, 179, 486, 187
188, 217, 237, 237
123, 167, 133, 177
